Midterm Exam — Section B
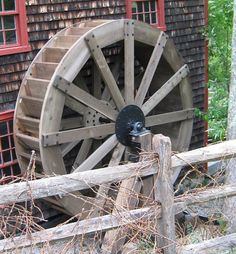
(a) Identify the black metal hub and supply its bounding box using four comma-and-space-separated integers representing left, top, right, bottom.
115, 105, 146, 146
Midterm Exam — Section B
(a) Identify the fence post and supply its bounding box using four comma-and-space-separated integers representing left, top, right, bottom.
152, 134, 176, 253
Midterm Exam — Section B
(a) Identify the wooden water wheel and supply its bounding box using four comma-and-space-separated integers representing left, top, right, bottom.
14, 20, 193, 216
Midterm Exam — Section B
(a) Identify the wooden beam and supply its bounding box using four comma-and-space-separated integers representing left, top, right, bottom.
124, 20, 135, 104
135, 32, 168, 107
153, 135, 176, 253
1, 140, 236, 205
85, 32, 125, 110
1, 185, 236, 253
53, 75, 118, 121
145, 109, 194, 127
179, 233, 236, 254
42, 123, 115, 146
141, 65, 189, 116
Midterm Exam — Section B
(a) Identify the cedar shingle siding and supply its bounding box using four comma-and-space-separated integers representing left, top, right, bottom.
0, 0, 206, 148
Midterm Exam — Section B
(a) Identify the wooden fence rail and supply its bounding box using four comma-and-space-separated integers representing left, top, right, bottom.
0, 137, 236, 253
0, 140, 235, 206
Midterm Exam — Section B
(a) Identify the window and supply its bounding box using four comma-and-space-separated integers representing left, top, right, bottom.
0, 0, 30, 56
0, 110, 20, 183
126, 0, 166, 31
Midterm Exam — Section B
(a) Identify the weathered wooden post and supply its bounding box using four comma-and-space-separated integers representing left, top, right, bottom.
153, 134, 176, 253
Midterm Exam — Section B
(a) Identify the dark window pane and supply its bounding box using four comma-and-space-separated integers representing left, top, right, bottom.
132, 14, 137, 19
0, 17, 2, 30
3, 166, 13, 176
1, 136, 9, 149
12, 149, 16, 160
145, 13, 150, 23
0, 122, 7, 135
13, 164, 21, 175
10, 135, 14, 147
9, 120, 13, 132
151, 13, 157, 23
144, 1, 149, 12
137, 2, 143, 12
5, 30, 16, 44
151, 1, 156, 11
0, 0, 2, 12
3, 150, 11, 162
132, 2, 137, 13
138, 14, 144, 21
3, 15, 15, 29
4, 0, 15, 11
0, 32, 3, 45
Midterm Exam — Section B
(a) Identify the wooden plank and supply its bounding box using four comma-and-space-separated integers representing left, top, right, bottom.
65, 96, 86, 115
141, 65, 189, 116
91, 143, 125, 217
73, 134, 118, 173
17, 115, 40, 134
54, 75, 118, 121
85, 33, 125, 110
2, 183, 236, 253
16, 133, 39, 150
0, 206, 159, 253
42, 123, 115, 146
145, 109, 194, 127
135, 32, 168, 106
0, 139, 235, 205
52, 35, 79, 48
25, 78, 49, 99
179, 233, 236, 254
20, 96, 43, 118
102, 133, 152, 253
153, 135, 176, 253
73, 139, 93, 168
60, 116, 83, 130
17, 151, 42, 164
0, 159, 155, 205
124, 20, 134, 104
42, 47, 68, 63
61, 141, 80, 157
31, 62, 58, 80
65, 27, 92, 36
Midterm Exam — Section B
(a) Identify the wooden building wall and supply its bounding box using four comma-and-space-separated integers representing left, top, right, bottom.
0, 0, 206, 149
165, 0, 206, 148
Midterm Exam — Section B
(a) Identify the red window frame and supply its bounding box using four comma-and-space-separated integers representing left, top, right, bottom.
0, 110, 20, 183
126, 0, 166, 31
0, 0, 31, 56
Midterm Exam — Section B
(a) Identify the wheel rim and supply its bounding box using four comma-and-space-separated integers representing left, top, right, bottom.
14, 20, 193, 216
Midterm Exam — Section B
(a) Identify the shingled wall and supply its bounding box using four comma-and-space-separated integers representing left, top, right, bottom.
0, 0, 206, 148
165, 0, 206, 148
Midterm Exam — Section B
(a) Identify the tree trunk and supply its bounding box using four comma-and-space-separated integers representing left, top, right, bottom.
225, 0, 236, 233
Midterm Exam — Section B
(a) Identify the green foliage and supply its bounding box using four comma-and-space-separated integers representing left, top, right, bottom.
207, 0, 233, 141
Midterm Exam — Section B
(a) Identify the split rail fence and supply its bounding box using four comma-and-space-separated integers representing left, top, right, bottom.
0, 134, 236, 253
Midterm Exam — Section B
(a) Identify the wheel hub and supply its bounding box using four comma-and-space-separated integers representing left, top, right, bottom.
115, 105, 147, 146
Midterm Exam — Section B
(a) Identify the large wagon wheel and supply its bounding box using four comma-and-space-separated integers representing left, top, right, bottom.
14, 20, 193, 216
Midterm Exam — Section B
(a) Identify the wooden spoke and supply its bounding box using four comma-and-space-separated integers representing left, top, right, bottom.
145, 109, 194, 127
85, 33, 125, 110
135, 32, 168, 106
73, 134, 118, 173
93, 64, 102, 99
91, 143, 126, 217
124, 21, 134, 104
73, 139, 93, 169
142, 64, 189, 116
65, 96, 86, 115
101, 53, 123, 101
61, 141, 80, 157
60, 116, 83, 130
53, 75, 118, 121
42, 123, 115, 146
